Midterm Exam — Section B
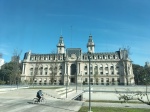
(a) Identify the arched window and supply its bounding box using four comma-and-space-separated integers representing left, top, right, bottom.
94, 64, 98, 75
105, 64, 108, 68
99, 64, 103, 69
71, 64, 76, 75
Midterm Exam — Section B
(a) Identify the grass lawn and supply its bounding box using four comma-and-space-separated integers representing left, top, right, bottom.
86, 100, 142, 104
79, 107, 150, 112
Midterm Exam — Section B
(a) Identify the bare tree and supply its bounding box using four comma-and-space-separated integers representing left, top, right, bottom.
115, 75, 150, 105
49, 59, 59, 85
31, 57, 40, 86
49, 50, 59, 85
11, 49, 22, 87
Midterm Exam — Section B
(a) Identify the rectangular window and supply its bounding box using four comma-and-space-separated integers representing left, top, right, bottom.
59, 66, 62, 69
105, 67, 108, 70
106, 78, 109, 82
85, 78, 87, 82
110, 66, 113, 69
112, 78, 115, 85
99, 67, 103, 70
84, 66, 87, 70
90, 78, 93, 82
117, 78, 120, 84
101, 78, 104, 85
106, 71, 108, 75
30, 57, 33, 61
90, 47, 92, 50
106, 78, 109, 85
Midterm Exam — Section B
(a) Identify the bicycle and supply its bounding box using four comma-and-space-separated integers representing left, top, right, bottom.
32, 97, 46, 104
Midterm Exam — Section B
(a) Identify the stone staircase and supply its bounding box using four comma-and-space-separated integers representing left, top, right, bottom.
43, 87, 83, 100
55, 88, 76, 98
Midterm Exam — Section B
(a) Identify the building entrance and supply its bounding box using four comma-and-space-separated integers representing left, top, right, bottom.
71, 78, 75, 83
70, 64, 77, 83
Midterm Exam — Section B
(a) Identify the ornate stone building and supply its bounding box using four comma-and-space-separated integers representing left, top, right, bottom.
21, 35, 135, 85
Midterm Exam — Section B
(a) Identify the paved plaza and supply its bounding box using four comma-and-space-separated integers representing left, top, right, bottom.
1, 85, 150, 112
0, 87, 83, 112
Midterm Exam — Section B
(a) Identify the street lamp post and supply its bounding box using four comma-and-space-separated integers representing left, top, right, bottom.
88, 52, 92, 112
66, 75, 68, 98
66, 63, 68, 98
81, 71, 82, 91
76, 70, 77, 93
76, 60, 78, 93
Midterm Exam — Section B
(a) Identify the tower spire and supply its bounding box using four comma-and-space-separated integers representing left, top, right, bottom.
57, 36, 65, 54
87, 35, 95, 53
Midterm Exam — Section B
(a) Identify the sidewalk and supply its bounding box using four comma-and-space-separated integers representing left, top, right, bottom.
0, 86, 29, 94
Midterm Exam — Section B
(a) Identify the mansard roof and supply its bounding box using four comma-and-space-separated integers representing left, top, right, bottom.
66, 48, 81, 58
83, 51, 119, 55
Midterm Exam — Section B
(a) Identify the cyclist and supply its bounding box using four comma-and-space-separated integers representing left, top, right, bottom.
36, 90, 43, 102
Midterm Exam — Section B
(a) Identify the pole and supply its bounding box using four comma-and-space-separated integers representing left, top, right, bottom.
66, 63, 68, 98
88, 53, 92, 112
66, 79, 67, 98
76, 61, 78, 93
81, 71, 82, 91
76, 72, 77, 93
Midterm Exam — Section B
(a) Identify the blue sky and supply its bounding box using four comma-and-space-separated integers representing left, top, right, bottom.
0, 0, 150, 66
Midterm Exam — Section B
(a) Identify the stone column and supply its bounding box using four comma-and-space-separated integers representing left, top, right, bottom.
97, 64, 100, 76
108, 64, 110, 75
67, 63, 70, 84
115, 78, 118, 85
104, 78, 106, 85
78, 63, 80, 74
88, 63, 89, 76
92, 64, 94, 76
113, 64, 116, 75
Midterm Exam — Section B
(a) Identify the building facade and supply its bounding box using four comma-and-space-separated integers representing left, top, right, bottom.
21, 35, 135, 85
